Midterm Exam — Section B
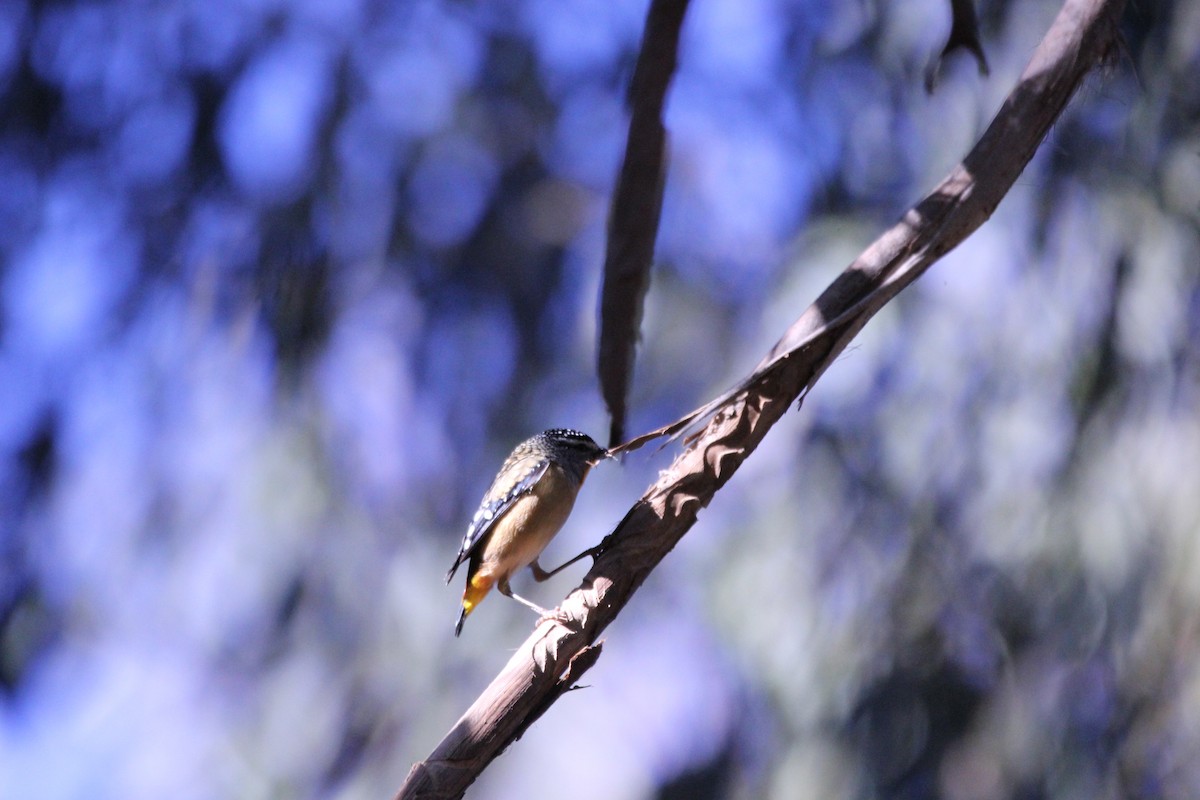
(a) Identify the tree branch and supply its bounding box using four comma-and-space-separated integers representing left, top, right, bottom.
397, 0, 1124, 796
599, 0, 690, 447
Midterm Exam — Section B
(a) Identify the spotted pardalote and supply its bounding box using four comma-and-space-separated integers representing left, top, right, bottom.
446, 429, 608, 636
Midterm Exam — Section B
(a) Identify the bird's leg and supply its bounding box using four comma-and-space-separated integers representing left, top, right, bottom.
497, 578, 574, 631
496, 578, 551, 616
529, 544, 605, 583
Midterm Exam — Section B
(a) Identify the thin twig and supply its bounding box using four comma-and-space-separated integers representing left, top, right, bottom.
598, 0, 691, 447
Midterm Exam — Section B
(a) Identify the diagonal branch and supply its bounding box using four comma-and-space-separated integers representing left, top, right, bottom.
397, 0, 1124, 796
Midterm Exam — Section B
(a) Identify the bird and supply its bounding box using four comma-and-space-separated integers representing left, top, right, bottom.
446, 429, 608, 637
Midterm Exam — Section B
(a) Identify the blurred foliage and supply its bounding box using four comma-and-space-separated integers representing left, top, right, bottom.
0, 0, 1197, 798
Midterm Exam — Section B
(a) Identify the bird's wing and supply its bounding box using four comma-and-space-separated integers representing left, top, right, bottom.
445, 457, 550, 582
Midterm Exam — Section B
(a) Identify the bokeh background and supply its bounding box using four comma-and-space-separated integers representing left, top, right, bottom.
1, 0, 1198, 797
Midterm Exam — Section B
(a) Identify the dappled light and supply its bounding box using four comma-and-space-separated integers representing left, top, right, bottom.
1, 0, 1197, 798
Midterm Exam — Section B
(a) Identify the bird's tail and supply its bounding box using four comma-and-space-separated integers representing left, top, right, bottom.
453, 573, 494, 637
